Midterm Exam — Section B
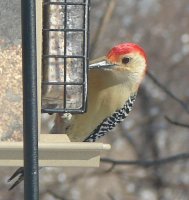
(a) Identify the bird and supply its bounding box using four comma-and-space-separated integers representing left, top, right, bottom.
8, 42, 147, 190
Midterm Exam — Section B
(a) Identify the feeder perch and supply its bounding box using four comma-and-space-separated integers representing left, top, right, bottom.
0, 0, 111, 168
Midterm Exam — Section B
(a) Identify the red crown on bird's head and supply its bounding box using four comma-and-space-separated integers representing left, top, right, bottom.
107, 43, 147, 63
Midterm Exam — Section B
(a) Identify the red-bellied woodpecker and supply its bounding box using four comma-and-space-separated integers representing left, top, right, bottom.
8, 42, 147, 190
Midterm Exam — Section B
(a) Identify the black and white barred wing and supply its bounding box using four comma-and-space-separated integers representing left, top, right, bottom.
83, 94, 137, 142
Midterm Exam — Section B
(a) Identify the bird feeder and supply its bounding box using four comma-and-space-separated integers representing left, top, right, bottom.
0, 0, 110, 170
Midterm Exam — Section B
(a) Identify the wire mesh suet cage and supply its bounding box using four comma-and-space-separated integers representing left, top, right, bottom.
42, 0, 90, 114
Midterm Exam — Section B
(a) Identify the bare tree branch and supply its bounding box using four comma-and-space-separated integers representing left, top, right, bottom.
147, 70, 189, 114
165, 116, 189, 128
47, 189, 67, 200
101, 152, 189, 167
90, 0, 118, 57
107, 192, 116, 200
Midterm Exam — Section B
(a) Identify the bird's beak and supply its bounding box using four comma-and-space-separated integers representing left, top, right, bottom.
89, 57, 116, 70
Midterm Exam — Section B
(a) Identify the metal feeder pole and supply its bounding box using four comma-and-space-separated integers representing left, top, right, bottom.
21, 0, 39, 199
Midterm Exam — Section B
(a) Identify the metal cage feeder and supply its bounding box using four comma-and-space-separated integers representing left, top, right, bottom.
0, 0, 110, 169
42, 0, 89, 113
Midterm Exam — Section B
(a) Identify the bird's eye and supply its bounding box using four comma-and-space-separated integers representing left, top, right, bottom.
122, 57, 131, 64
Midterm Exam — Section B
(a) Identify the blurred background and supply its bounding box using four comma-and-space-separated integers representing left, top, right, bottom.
1, 0, 189, 199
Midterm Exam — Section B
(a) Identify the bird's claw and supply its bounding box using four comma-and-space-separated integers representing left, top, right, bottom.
8, 167, 24, 190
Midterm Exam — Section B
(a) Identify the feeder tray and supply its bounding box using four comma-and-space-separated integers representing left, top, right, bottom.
0, 135, 110, 167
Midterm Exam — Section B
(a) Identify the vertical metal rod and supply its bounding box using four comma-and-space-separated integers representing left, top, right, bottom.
63, 1, 67, 109
83, 0, 90, 112
21, 0, 39, 199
